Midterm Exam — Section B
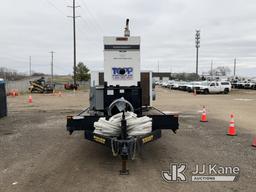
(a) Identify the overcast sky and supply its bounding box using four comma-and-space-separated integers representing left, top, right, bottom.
1, 0, 256, 76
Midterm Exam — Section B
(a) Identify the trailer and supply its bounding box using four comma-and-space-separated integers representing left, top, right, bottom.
66, 19, 179, 174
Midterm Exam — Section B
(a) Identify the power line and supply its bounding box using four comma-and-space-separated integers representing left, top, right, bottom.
79, 16, 98, 34
79, 0, 103, 33
44, 0, 67, 17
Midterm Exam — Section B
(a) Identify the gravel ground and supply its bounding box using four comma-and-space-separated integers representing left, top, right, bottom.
0, 87, 255, 192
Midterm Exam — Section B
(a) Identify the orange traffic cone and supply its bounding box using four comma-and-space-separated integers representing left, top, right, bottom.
251, 137, 256, 148
28, 95, 33, 104
200, 106, 208, 122
227, 114, 237, 136
15, 89, 19, 96
12, 90, 16, 97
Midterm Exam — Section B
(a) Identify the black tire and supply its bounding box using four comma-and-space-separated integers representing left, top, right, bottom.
204, 89, 209, 94
224, 88, 229, 94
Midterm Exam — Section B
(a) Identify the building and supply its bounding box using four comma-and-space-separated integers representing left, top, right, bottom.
152, 72, 172, 82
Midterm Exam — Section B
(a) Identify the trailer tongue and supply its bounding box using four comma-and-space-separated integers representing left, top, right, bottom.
66, 19, 179, 174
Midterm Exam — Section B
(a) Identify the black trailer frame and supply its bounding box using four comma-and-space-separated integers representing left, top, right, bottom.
67, 108, 179, 174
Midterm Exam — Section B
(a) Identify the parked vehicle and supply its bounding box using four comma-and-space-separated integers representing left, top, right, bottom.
244, 82, 255, 89
231, 80, 239, 88
236, 81, 248, 89
155, 81, 160, 85
168, 81, 175, 88
178, 82, 187, 91
172, 82, 180, 90
197, 81, 231, 94
186, 81, 202, 92
162, 81, 169, 88
64, 83, 79, 90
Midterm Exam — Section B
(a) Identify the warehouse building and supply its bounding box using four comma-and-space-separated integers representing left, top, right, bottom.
152, 72, 172, 82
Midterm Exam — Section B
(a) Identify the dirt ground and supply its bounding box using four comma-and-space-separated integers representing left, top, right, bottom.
0, 87, 256, 192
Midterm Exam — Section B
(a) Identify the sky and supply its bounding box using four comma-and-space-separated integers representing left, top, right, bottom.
1, 0, 256, 77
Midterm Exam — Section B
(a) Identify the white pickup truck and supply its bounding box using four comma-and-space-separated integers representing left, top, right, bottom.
197, 81, 231, 94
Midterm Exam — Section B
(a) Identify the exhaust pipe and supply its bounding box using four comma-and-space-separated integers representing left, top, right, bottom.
124, 18, 130, 37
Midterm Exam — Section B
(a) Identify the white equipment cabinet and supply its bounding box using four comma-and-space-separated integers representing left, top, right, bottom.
103, 36, 141, 86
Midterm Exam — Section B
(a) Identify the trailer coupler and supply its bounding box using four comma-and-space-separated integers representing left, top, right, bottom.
112, 138, 136, 175
84, 130, 161, 174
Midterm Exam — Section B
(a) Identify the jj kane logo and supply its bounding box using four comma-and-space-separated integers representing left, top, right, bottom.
162, 163, 240, 182
162, 163, 187, 182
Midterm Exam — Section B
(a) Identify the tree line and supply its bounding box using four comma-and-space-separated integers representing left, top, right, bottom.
0, 67, 27, 81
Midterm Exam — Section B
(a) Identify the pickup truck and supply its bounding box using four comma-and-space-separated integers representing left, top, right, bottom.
244, 82, 255, 89
197, 81, 231, 94
186, 81, 202, 92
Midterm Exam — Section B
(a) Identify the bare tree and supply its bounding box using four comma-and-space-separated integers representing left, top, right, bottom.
0, 67, 26, 80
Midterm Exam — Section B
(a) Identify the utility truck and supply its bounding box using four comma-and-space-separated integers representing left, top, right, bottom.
197, 81, 231, 94
66, 19, 179, 175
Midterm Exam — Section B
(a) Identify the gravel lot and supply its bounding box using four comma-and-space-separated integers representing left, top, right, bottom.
0, 87, 256, 192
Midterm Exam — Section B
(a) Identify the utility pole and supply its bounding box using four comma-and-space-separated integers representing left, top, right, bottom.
29, 56, 32, 76
68, 0, 80, 85
49, 51, 55, 84
195, 30, 200, 77
234, 58, 236, 77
